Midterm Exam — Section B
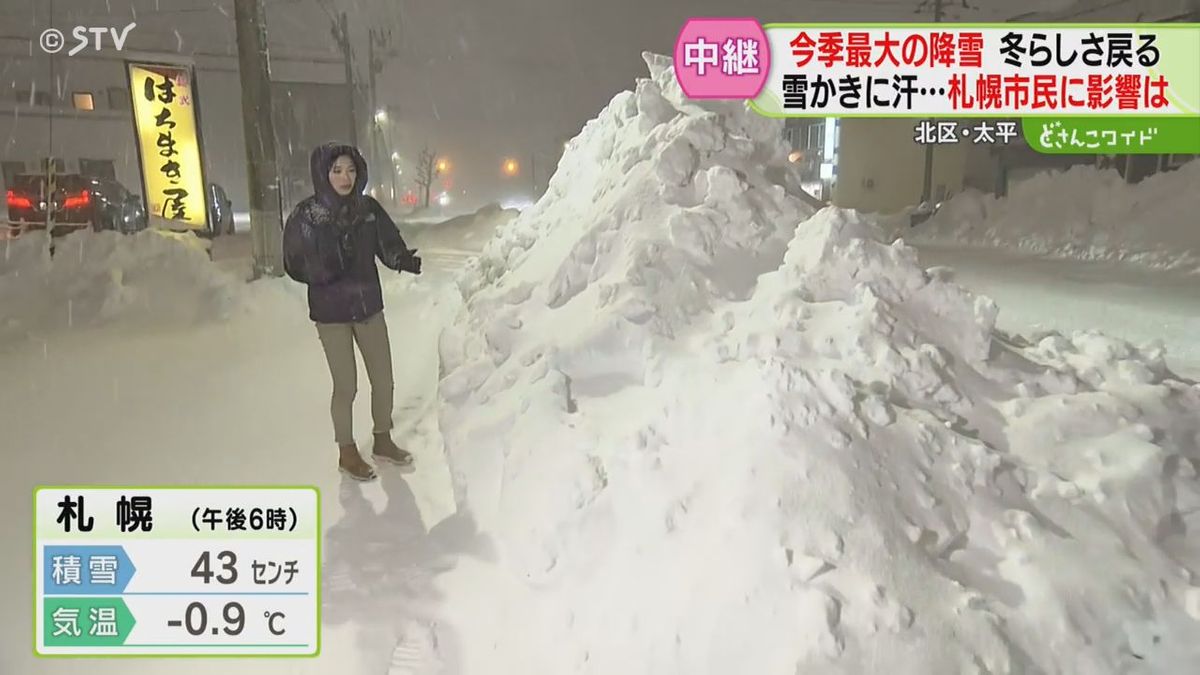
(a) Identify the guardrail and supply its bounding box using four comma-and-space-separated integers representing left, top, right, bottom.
2, 220, 29, 239
1, 220, 88, 238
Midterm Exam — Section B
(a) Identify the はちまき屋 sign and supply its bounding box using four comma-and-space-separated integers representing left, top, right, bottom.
126, 61, 208, 230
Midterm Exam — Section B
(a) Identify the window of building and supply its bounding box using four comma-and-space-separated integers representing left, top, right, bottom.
79, 159, 117, 181
107, 87, 130, 110
73, 92, 95, 111
806, 123, 824, 152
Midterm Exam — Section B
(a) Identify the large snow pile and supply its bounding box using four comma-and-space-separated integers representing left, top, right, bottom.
431, 53, 1200, 674
911, 161, 1200, 272
0, 230, 243, 343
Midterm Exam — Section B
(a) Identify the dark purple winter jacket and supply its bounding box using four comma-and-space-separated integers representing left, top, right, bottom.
283, 143, 419, 324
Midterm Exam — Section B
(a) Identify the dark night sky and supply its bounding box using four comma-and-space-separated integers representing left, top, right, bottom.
2, 0, 1091, 206
343, 0, 1073, 205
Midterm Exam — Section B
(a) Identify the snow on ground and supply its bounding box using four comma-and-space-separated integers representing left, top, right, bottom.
0, 231, 462, 674
906, 161, 1200, 273
432, 53, 1200, 674
0, 230, 231, 343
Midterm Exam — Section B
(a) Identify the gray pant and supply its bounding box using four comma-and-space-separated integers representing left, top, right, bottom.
315, 312, 394, 445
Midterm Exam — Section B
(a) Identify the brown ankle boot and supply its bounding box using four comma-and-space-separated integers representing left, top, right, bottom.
338, 443, 377, 481
372, 433, 413, 467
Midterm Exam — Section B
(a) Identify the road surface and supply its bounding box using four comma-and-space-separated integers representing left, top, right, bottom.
917, 243, 1200, 380
0, 239, 464, 675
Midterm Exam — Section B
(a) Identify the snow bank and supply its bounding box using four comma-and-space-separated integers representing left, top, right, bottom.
433, 203, 519, 234
431, 53, 1200, 674
0, 230, 243, 343
402, 203, 520, 252
910, 161, 1200, 272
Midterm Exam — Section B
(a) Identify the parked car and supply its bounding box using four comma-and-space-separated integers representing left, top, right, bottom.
7, 173, 239, 239
5, 173, 146, 235
207, 182, 234, 236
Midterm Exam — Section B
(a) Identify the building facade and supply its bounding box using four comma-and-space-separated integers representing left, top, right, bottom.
1, 20, 348, 221
782, 117, 980, 214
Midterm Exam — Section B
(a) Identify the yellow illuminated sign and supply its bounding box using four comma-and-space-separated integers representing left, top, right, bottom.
127, 62, 208, 229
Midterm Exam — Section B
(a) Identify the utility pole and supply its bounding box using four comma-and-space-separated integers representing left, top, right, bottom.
383, 115, 397, 202
919, 0, 943, 206
332, 11, 358, 148
316, 1, 359, 148
368, 32, 380, 175
368, 27, 397, 203
234, 0, 284, 277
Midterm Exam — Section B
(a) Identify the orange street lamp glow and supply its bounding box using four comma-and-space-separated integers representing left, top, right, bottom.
436, 158, 450, 173
502, 158, 519, 176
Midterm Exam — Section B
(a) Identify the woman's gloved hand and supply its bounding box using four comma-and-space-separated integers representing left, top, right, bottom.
401, 248, 422, 275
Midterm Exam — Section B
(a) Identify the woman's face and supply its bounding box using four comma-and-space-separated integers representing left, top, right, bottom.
328, 155, 357, 196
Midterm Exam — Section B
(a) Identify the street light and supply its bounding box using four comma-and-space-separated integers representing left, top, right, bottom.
436, 158, 450, 173
374, 109, 388, 125
502, 158, 519, 176
391, 151, 401, 163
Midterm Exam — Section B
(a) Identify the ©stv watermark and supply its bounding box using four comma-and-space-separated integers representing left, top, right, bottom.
39, 23, 136, 56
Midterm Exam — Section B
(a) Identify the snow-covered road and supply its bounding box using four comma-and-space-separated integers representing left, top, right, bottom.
0, 257, 463, 674
916, 244, 1200, 380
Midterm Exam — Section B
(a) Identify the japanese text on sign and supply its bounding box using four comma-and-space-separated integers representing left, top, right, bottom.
1036, 120, 1158, 150
748, 25, 1199, 116
34, 487, 319, 657
192, 505, 299, 532
673, 18, 771, 99
682, 37, 762, 76
127, 62, 209, 229
914, 120, 1020, 145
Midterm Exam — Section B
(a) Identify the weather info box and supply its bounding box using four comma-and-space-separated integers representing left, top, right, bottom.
33, 486, 320, 657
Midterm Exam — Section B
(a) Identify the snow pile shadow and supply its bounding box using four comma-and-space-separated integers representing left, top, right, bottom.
432, 54, 1200, 675
0, 230, 243, 342
910, 160, 1200, 272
